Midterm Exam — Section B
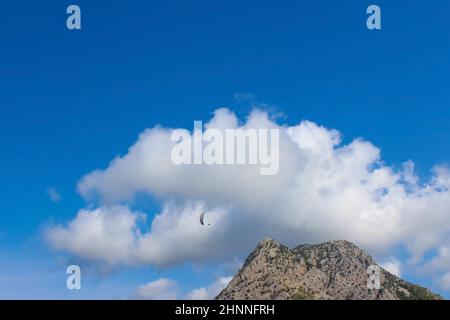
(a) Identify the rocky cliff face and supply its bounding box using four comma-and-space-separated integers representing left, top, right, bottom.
216, 239, 442, 300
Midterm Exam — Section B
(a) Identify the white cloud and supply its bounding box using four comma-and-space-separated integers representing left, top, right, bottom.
134, 278, 178, 300
133, 276, 232, 300
185, 276, 232, 300
46, 188, 61, 203
421, 243, 450, 274
45, 206, 142, 265
380, 257, 401, 277
440, 272, 450, 290
46, 108, 450, 275
45, 202, 230, 267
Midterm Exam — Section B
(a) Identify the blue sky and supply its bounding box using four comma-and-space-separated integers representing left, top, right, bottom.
1, 0, 450, 299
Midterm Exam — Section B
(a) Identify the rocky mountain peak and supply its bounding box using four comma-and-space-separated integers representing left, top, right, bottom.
216, 238, 442, 300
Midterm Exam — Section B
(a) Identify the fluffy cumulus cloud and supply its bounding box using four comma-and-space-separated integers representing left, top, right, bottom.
45, 108, 450, 285
46, 206, 144, 265
134, 278, 179, 300
440, 272, 450, 290
134, 276, 231, 300
380, 258, 401, 278
185, 276, 232, 300
420, 241, 450, 288
46, 202, 229, 267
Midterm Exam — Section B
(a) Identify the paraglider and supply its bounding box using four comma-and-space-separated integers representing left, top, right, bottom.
199, 212, 210, 226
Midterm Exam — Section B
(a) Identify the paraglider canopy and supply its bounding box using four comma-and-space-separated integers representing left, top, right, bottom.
199, 212, 210, 226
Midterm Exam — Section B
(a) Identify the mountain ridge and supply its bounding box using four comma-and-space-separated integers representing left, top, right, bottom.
216, 238, 442, 300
